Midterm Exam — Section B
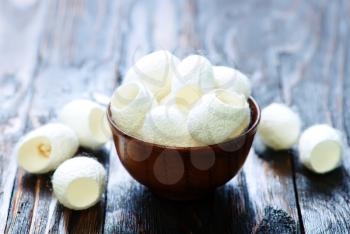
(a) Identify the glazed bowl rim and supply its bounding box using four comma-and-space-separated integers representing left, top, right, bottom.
107, 96, 261, 151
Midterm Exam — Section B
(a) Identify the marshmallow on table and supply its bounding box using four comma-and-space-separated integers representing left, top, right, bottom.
171, 55, 216, 111
298, 124, 343, 174
110, 81, 154, 136
52, 156, 106, 210
59, 99, 112, 150
124, 50, 180, 101
16, 123, 79, 174
187, 89, 250, 145
258, 103, 301, 150
141, 105, 197, 147
213, 66, 251, 98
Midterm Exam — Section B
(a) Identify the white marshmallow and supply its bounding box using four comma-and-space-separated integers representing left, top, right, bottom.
59, 99, 111, 150
187, 89, 250, 145
213, 66, 251, 98
141, 105, 197, 147
124, 50, 180, 101
298, 124, 343, 174
52, 156, 106, 210
16, 123, 79, 174
171, 55, 216, 111
159, 89, 201, 114
110, 82, 154, 136
258, 103, 301, 150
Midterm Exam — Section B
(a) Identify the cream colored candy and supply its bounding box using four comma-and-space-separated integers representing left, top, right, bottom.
52, 156, 106, 210
213, 66, 251, 98
16, 123, 79, 174
124, 50, 180, 101
141, 105, 197, 147
110, 82, 154, 136
187, 89, 250, 145
258, 103, 301, 150
59, 99, 111, 150
298, 124, 343, 174
159, 91, 199, 114
171, 55, 216, 111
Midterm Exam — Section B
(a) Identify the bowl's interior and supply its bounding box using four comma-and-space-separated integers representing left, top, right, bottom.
106, 96, 261, 151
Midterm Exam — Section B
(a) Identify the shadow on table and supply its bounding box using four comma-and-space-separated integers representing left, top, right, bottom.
294, 159, 348, 195
253, 138, 294, 177
254, 137, 348, 195
108, 181, 255, 234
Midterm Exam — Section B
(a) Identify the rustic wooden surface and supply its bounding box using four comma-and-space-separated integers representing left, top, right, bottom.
0, 0, 349, 233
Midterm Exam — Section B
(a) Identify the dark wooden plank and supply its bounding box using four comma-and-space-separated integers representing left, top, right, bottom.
344, 4, 350, 150
103, 0, 154, 232
105, 0, 300, 233
4, 0, 127, 233
0, 1, 48, 232
287, 0, 350, 233
198, 0, 304, 232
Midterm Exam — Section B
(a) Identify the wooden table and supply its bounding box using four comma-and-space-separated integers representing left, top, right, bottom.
1, 0, 349, 233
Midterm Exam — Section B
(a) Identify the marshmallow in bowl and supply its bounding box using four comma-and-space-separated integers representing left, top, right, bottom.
124, 50, 180, 101
141, 105, 197, 147
110, 52, 254, 147
187, 89, 250, 145
171, 55, 216, 111
110, 82, 154, 136
213, 66, 251, 98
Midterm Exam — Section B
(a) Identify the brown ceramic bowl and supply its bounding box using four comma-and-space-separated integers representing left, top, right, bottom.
107, 97, 260, 200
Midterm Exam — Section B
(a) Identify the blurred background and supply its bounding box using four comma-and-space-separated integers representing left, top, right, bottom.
1, 0, 348, 124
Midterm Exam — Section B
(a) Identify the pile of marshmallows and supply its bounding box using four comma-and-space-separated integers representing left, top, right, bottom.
110, 51, 252, 147
15, 50, 345, 211
110, 50, 345, 175
15, 99, 111, 210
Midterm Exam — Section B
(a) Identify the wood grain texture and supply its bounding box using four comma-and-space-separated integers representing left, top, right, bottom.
3, 0, 124, 233
0, 0, 48, 232
0, 0, 350, 233
197, 0, 304, 232
106, 0, 300, 233
287, 0, 350, 233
